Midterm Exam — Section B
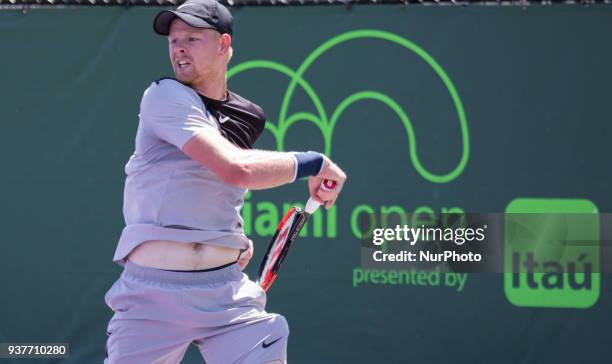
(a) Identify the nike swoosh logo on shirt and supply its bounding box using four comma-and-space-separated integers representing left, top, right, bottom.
262, 337, 282, 348
219, 115, 230, 124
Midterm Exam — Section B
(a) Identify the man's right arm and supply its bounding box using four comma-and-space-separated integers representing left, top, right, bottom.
182, 130, 296, 190
183, 131, 346, 206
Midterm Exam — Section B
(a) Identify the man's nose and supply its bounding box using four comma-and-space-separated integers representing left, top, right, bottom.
172, 42, 187, 55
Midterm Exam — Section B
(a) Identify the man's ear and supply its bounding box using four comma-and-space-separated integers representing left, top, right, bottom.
220, 34, 232, 55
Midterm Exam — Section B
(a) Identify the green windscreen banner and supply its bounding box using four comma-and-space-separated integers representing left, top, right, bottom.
1, 5, 611, 363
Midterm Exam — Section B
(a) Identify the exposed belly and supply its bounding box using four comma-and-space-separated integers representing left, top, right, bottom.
127, 240, 241, 270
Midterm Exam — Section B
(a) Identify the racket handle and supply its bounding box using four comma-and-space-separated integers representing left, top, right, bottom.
305, 180, 337, 214
305, 198, 322, 215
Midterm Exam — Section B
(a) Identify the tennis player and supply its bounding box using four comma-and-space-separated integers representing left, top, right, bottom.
103, 0, 346, 363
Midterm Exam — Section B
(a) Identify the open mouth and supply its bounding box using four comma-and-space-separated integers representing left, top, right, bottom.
176, 60, 191, 69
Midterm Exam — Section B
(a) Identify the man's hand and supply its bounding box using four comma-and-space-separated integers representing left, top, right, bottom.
237, 239, 254, 270
308, 156, 347, 209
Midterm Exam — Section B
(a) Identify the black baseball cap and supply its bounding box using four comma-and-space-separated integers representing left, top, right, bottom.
153, 0, 233, 36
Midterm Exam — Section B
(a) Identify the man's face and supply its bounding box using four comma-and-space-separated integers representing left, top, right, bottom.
168, 19, 222, 85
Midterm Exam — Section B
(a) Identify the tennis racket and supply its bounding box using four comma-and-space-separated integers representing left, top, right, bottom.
256, 179, 337, 292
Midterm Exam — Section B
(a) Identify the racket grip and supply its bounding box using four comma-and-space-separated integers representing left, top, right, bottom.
305, 180, 337, 214
305, 198, 322, 215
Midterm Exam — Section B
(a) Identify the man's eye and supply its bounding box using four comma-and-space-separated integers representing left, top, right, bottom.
189, 37, 198, 42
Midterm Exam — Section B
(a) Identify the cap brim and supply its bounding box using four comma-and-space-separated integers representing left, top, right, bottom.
153, 10, 216, 36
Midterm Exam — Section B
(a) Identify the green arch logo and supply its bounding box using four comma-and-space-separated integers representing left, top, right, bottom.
228, 29, 470, 184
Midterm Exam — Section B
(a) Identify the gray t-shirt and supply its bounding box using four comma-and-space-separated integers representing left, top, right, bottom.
113, 79, 253, 266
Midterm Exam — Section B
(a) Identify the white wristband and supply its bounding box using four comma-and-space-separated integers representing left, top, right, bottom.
290, 152, 298, 182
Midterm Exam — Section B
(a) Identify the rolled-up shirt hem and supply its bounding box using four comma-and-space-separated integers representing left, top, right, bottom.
113, 224, 250, 267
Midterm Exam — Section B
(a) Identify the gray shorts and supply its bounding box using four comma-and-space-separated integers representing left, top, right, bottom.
104, 261, 289, 364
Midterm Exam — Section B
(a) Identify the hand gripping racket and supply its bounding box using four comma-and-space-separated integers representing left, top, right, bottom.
257, 180, 337, 292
